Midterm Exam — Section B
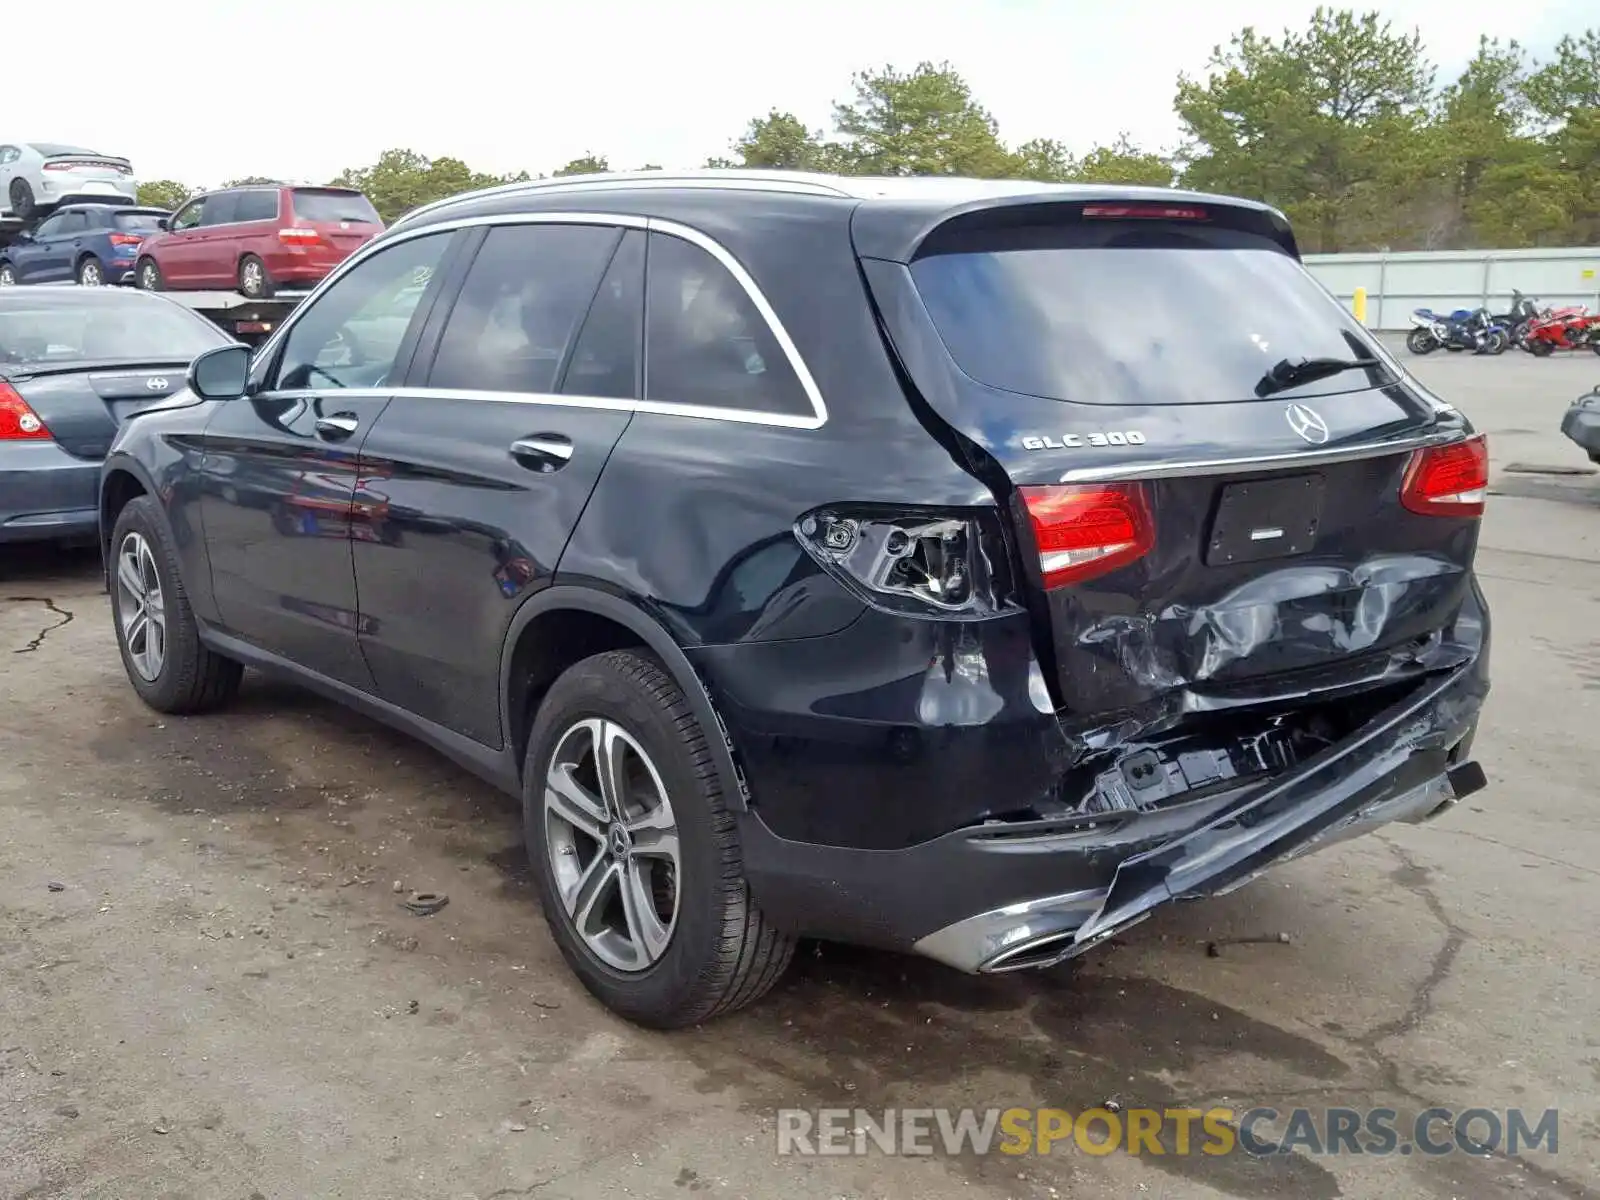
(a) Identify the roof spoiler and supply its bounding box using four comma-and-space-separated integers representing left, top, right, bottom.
850, 188, 1299, 263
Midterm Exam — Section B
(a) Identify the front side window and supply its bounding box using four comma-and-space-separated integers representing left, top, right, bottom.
32, 214, 66, 239
644, 232, 809, 416
273, 233, 452, 392
170, 201, 204, 232
427, 223, 622, 395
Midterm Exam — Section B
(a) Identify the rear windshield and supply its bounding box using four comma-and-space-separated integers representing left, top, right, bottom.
292, 189, 381, 225
0, 301, 223, 365
29, 143, 97, 157
114, 212, 167, 232
909, 221, 1391, 405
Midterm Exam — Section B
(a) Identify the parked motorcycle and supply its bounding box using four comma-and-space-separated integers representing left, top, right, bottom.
1490, 290, 1541, 349
1406, 306, 1510, 356
1522, 307, 1600, 357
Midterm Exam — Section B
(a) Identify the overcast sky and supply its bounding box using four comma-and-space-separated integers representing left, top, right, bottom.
15, 0, 1582, 187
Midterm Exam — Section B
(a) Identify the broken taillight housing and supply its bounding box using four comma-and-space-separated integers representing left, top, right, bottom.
795, 507, 1017, 618
1018, 482, 1155, 589
1400, 435, 1488, 517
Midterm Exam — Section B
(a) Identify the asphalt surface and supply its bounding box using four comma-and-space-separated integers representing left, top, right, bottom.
3, 340, 1599, 1200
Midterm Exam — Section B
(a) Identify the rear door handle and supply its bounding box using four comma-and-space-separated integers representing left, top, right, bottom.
315, 414, 360, 439
510, 435, 574, 471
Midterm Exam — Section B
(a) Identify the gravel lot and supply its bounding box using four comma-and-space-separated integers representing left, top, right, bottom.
4, 341, 1599, 1200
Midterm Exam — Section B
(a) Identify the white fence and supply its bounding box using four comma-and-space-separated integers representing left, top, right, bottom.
1303, 247, 1600, 330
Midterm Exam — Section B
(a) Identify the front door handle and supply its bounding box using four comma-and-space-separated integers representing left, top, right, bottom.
509, 434, 574, 471
315, 414, 360, 439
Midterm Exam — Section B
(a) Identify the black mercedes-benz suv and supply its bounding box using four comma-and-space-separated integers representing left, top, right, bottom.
99, 171, 1491, 1028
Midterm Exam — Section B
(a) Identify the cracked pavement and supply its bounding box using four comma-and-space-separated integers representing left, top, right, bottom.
2, 344, 1599, 1199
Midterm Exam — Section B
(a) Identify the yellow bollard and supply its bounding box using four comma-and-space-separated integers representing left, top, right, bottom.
1352, 287, 1368, 325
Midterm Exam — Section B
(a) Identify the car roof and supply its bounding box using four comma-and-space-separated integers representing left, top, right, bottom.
56, 203, 167, 215
387, 169, 1294, 261
0, 286, 191, 311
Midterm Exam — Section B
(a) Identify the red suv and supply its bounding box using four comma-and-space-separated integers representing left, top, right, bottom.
133, 184, 383, 298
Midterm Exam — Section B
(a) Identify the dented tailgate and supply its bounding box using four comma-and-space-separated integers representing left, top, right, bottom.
855, 197, 1482, 757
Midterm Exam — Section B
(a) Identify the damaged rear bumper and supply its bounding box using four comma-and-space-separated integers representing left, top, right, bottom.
737, 647, 1488, 973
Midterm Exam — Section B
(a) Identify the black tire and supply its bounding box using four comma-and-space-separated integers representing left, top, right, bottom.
9, 177, 35, 221
136, 258, 164, 291
238, 254, 274, 299
108, 496, 242, 714
0, 261, 14, 287
75, 255, 105, 287
1405, 328, 1437, 355
524, 649, 794, 1028
1527, 338, 1554, 357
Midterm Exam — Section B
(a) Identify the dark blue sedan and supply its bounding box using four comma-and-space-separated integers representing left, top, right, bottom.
0, 204, 171, 287
1, 287, 230, 543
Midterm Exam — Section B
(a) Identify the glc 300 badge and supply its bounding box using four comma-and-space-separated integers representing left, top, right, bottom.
1021, 431, 1147, 451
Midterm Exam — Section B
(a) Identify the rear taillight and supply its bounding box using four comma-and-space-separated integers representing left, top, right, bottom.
42, 162, 73, 172
0, 382, 52, 441
1019, 483, 1155, 589
1400, 435, 1488, 517
796, 507, 1016, 617
108, 232, 142, 247
279, 227, 322, 245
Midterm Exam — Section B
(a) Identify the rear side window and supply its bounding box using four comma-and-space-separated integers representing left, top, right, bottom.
644, 232, 809, 416
910, 219, 1388, 406
293, 189, 381, 225
234, 190, 279, 222
561, 229, 643, 400
427, 223, 621, 395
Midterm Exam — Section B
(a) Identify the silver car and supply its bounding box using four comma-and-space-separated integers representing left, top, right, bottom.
0, 143, 138, 221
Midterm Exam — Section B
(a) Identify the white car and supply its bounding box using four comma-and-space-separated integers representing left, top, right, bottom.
0, 142, 138, 221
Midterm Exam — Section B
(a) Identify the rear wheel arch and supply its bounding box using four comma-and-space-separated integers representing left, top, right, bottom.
500, 586, 751, 811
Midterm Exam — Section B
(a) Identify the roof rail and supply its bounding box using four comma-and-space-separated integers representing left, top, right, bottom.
389, 169, 857, 229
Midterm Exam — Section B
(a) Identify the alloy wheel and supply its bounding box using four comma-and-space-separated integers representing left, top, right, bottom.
543, 717, 680, 972
241, 260, 264, 295
0, 265, 13, 286
115, 532, 167, 682
79, 261, 102, 286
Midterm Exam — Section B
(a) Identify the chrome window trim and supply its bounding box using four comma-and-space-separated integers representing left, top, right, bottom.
252, 210, 828, 430
251, 386, 823, 430
1058, 427, 1462, 483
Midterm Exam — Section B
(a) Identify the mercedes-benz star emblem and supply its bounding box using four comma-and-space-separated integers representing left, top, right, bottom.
1285, 403, 1330, 445
145, 377, 169, 391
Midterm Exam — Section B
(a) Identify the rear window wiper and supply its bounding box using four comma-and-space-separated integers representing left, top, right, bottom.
1254, 355, 1388, 398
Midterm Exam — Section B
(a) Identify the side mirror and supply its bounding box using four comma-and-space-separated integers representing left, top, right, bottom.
188, 344, 252, 401
156, 217, 170, 230
13, 230, 31, 243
